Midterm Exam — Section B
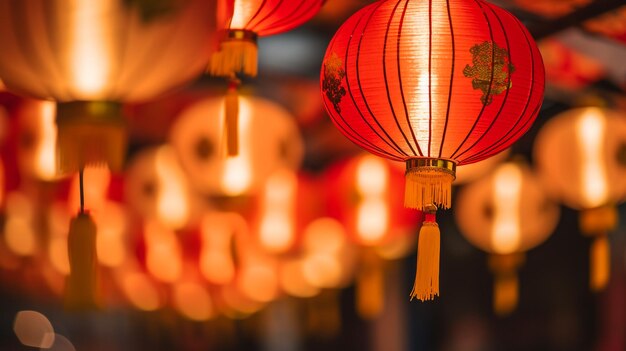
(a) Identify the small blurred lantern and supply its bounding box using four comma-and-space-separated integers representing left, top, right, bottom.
454, 149, 510, 185
534, 107, 626, 291
456, 161, 559, 315
15, 100, 59, 181
325, 154, 420, 318
209, 0, 325, 155
320, 0, 545, 300
0, 0, 224, 310
125, 145, 196, 230
170, 95, 303, 197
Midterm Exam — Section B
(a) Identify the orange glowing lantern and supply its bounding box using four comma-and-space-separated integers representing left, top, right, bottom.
321, 0, 545, 301
534, 107, 626, 291
325, 154, 420, 318
125, 145, 197, 230
456, 161, 559, 315
0, 0, 223, 173
15, 100, 59, 181
209, 0, 324, 155
170, 95, 303, 197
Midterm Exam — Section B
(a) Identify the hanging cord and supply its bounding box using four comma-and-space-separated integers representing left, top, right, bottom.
79, 167, 85, 214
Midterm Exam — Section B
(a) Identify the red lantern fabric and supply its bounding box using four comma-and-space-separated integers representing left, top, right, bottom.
320, 0, 544, 301
320, 0, 544, 210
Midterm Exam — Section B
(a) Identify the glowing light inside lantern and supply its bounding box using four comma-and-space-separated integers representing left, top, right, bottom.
34, 102, 57, 180
576, 110, 608, 208
491, 164, 522, 254
145, 221, 182, 283
155, 146, 189, 229
70, 0, 110, 96
355, 156, 389, 244
230, 0, 256, 28
259, 169, 297, 253
221, 97, 252, 195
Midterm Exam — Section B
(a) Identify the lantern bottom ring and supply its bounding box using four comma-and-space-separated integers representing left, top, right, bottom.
404, 158, 456, 211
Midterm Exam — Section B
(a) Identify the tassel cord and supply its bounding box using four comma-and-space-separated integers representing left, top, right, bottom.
79, 168, 85, 214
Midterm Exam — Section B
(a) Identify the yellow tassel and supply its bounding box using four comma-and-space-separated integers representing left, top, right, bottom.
209, 38, 258, 78
56, 101, 126, 174
404, 158, 456, 210
590, 235, 610, 292
411, 216, 440, 301
64, 213, 98, 310
356, 251, 384, 319
493, 274, 518, 316
224, 81, 239, 157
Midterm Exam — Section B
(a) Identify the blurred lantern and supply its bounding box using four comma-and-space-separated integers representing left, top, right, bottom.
15, 100, 59, 181
325, 154, 420, 318
253, 169, 320, 254
209, 0, 325, 155
125, 145, 197, 230
170, 95, 303, 197
454, 149, 509, 185
0, 0, 224, 310
320, 0, 545, 301
456, 161, 559, 315
199, 211, 247, 286
534, 107, 626, 291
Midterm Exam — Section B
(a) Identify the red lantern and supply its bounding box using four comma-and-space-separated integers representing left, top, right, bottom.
321, 0, 544, 301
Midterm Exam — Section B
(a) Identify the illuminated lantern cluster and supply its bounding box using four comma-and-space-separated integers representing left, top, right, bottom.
534, 107, 626, 291
321, 0, 545, 300
456, 161, 559, 315
209, 0, 325, 156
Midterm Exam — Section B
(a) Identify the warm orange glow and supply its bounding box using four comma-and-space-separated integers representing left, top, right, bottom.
4, 193, 36, 256
230, 0, 256, 28
355, 155, 390, 244
199, 213, 240, 285
13, 311, 55, 348
280, 259, 320, 298
69, 166, 111, 213
221, 284, 265, 317
302, 253, 343, 289
118, 270, 161, 311
95, 203, 126, 267
145, 221, 183, 283
491, 164, 523, 254
576, 110, 608, 208
70, 0, 111, 96
174, 282, 214, 321
238, 262, 278, 303
258, 169, 297, 253
155, 146, 190, 229
303, 217, 346, 254
221, 97, 253, 195
33, 102, 58, 180
47, 203, 71, 275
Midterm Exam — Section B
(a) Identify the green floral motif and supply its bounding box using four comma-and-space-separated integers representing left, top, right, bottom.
322, 52, 347, 113
463, 41, 515, 105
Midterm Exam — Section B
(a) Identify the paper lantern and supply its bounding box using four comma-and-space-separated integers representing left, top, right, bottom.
534, 107, 626, 291
209, 0, 326, 78
456, 161, 559, 315
320, 0, 545, 300
0, 0, 222, 172
169, 95, 303, 197
209, 0, 324, 156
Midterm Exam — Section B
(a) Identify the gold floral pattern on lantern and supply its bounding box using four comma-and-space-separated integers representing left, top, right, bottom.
322, 52, 347, 113
464, 41, 515, 105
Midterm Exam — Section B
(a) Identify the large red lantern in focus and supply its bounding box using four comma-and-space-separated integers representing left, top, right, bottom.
321, 0, 545, 301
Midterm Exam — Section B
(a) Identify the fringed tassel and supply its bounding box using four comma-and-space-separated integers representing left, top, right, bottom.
224, 79, 240, 157
56, 101, 126, 174
65, 212, 98, 310
405, 167, 454, 210
411, 211, 440, 301
356, 250, 384, 319
209, 39, 258, 78
493, 274, 518, 316
590, 235, 610, 292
